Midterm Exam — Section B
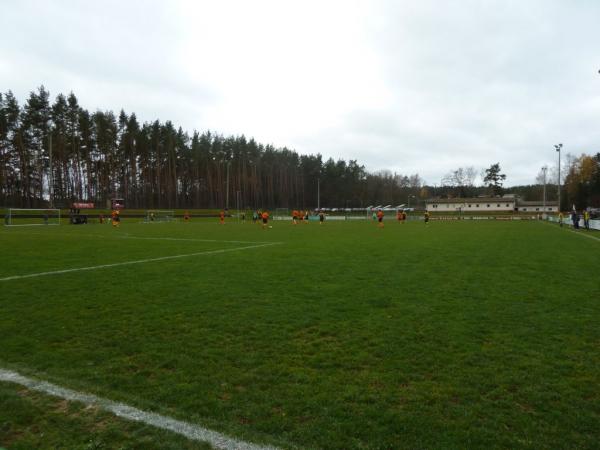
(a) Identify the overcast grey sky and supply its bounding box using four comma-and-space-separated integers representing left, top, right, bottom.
2, 0, 599, 185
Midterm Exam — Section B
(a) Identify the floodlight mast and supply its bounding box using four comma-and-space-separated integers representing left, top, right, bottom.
555, 143, 562, 212
317, 179, 320, 210
225, 160, 231, 210
541, 166, 547, 215
47, 121, 54, 208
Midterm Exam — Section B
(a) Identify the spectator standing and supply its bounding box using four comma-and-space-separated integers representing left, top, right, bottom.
583, 210, 590, 230
571, 211, 579, 229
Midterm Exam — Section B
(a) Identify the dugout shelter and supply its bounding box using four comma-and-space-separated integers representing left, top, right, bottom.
69, 202, 94, 224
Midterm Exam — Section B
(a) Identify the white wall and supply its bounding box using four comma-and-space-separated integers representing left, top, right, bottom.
547, 216, 600, 231
426, 201, 514, 212
517, 206, 556, 212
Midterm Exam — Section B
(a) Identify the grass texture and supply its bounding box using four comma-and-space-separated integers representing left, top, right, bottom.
1, 218, 599, 449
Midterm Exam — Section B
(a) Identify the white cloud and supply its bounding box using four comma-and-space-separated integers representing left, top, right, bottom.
1, 0, 600, 185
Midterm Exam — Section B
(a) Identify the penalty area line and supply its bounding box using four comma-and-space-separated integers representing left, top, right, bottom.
0, 242, 280, 282
1, 231, 280, 246
17, 233, 281, 245
0, 368, 279, 450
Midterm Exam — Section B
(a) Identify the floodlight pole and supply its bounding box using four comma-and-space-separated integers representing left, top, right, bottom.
48, 131, 54, 208
317, 179, 320, 210
225, 160, 231, 210
555, 143, 562, 212
541, 166, 547, 213
79, 144, 87, 200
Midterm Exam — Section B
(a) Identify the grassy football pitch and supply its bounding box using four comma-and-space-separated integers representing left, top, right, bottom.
1, 218, 599, 449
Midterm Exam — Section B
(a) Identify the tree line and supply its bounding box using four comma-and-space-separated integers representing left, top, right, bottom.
563, 153, 600, 210
1, 87, 599, 210
435, 157, 600, 210
0, 87, 428, 210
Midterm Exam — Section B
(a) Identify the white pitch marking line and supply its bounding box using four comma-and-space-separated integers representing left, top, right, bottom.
119, 235, 281, 245
542, 221, 600, 242
568, 229, 600, 241
0, 242, 280, 282
566, 229, 600, 242
1, 230, 279, 246
3, 224, 60, 227
0, 368, 279, 450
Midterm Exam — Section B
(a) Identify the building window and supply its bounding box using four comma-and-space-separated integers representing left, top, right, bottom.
506, 204, 509, 207
487, 204, 490, 207
497, 204, 500, 207
476, 204, 479, 207
523, 208, 527, 211
468, 204, 471, 208
536, 208, 540, 211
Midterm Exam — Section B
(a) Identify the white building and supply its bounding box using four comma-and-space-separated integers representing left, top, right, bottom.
514, 201, 558, 213
426, 197, 515, 212
425, 197, 558, 213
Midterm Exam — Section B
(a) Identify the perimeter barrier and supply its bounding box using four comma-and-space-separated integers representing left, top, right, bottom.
546, 215, 600, 231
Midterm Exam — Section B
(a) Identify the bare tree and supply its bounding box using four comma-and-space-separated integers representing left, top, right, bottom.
464, 167, 477, 186
443, 167, 477, 187
535, 167, 547, 185
408, 174, 422, 188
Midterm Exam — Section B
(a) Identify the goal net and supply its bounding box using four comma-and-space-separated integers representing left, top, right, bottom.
4, 208, 61, 226
145, 210, 175, 223
273, 208, 290, 220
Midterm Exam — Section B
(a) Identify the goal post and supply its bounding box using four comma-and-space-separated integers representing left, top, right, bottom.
4, 208, 61, 226
144, 210, 175, 223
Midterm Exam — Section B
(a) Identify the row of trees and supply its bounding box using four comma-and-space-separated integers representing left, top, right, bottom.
563, 153, 600, 209
439, 157, 600, 211
439, 163, 507, 198
0, 87, 429, 209
2, 87, 599, 210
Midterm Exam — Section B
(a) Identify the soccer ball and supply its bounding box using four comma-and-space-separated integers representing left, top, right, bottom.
269, 226, 273, 228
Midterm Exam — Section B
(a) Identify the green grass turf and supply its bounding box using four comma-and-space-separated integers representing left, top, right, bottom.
0, 383, 211, 450
1, 218, 599, 449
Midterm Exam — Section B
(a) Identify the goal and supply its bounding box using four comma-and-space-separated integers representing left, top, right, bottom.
144, 210, 175, 223
4, 208, 61, 226
273, 208, 290, 221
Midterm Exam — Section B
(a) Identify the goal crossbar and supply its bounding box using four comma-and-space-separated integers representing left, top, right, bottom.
4, 208, 61, 227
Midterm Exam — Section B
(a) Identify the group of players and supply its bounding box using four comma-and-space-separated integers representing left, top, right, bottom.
218, 209, 272, 229
291, 210, 326, 225
216, 208, 428, 228
218, 209, 328, 228
291, 210, 310, 225
373, 209, 430, 228
105, 208, 430, 229
98, 210, 120, 227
